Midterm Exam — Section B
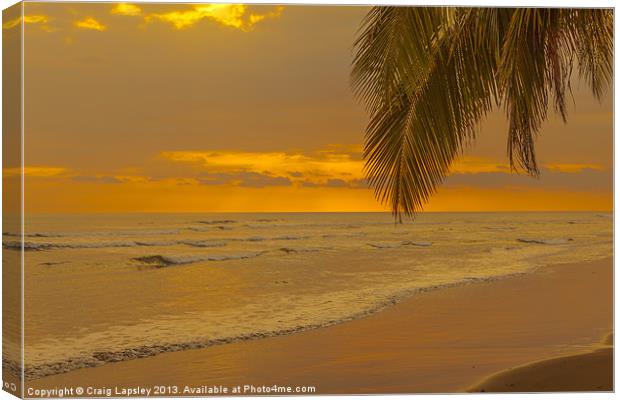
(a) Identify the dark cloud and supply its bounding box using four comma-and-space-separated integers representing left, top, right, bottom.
199, 172, 291, 188
301, 178, 368, 188
72, 175, 123, 184
325, 178, 348, 187
444, 168, 612, 191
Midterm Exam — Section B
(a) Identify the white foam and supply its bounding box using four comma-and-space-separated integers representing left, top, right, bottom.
517, 238, 573, 245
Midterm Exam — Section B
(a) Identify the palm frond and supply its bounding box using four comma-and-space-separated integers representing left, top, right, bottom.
355, 8, 503, 219
351, 7, 445, 114
498, 9, 552, 174
569, 9, 614, 99
352, 7, 612, 220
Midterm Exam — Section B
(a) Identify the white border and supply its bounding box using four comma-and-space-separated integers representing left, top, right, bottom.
0, 2, 617, 400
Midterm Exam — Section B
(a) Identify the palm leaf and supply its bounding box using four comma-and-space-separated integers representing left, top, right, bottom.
355, 8, 504, 219
352, 7, 613, 220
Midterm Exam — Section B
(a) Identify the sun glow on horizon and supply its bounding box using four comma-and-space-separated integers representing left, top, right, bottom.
6, 147, 611, 214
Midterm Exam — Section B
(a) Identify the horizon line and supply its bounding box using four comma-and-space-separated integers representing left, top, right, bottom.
17, 210, 613, 215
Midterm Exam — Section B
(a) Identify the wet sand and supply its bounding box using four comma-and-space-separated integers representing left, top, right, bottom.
29, 258, 612, 394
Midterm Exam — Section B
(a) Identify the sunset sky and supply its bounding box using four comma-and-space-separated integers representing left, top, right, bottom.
6, 3, 613, 213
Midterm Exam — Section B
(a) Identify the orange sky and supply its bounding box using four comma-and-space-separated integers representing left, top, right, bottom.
5, 3, 613, 213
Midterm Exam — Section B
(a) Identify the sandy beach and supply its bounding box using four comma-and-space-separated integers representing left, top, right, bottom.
469, 333, 613, 392
26, 257, 612, 395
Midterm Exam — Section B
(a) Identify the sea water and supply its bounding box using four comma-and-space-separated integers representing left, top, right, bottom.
3, 212, 612, 379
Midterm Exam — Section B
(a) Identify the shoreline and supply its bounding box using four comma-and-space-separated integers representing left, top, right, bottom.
28, 257, 612, 394
20, 267, 537, 380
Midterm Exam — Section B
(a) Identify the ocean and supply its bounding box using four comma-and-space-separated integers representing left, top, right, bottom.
4, 212, 612, 379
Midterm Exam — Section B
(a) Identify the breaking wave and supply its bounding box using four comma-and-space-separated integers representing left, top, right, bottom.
368, 241, 433, 249
517, 238, 574, 245
132, 252, 267, 268
197, 220, 236, 225
177, 240, 227, 248
277, 246, 332, 254
4, 229, 181, 238
236, 235, 310, 242
4, 239, 228, 251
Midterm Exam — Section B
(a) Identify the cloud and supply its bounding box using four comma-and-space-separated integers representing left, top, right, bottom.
199, 172, 291, 188
72, 175, 123, 184
4, 167, 67, 177
3, 167, 153, 186
449, 157, 510, 174
3, 4, 283, 34
144, 4, 283, 31
75, 17, 107, 31
3, 15, 49, 30
324, 179, 348, 188
543, 163, 605, 173
160, 147, 364, 187
444, 168, 612, 191
111, 3, 142, 16
301, 181, 319, 188
450, 156, 607, 175
302, 178, 367, 189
